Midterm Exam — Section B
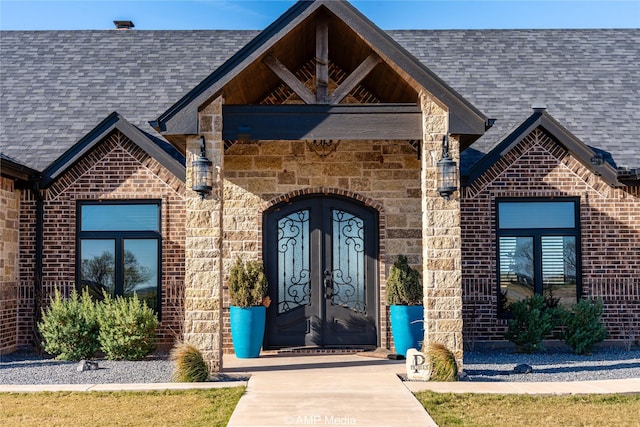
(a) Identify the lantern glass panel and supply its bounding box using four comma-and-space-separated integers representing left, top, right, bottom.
437, 157, 458, 197
192, 157, 213, 193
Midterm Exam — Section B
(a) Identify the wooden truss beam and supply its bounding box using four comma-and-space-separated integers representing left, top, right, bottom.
263, 54, 316, 104
222, 104, 422, 141
328, 53, 381, 104
315, 13, 329, 103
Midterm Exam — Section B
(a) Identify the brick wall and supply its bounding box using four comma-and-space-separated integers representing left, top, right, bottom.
15, 131, 186, 349
461, 128, 640, 344
0, 176, 20, 353
221, 138, 422, 352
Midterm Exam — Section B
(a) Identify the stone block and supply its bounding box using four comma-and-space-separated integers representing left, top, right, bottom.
255, 156, 283, 170
323, 163, 362, 177
191, 298, 220, 311
277, 170, 296, 185
199, 115, 213, 132
436, 319, 463, 333
225, 156, 254, 171
184, 332, 215, 350
426, 258, 455, 271
201, 97, 222, 115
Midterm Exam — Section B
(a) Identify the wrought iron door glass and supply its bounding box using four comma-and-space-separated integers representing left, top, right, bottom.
331, 209, 366, 313
277, 209, 311, 313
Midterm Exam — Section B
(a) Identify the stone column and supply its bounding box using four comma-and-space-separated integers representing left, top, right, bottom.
183, 96, 224, 372
420, 92, 463, 368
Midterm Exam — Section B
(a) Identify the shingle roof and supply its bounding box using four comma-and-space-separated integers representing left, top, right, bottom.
388, 29, 640, 172
1, 29, 638, 174
0, 30, 257, 171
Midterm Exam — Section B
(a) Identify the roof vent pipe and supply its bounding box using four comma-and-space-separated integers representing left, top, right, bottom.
113, 20, 135, 30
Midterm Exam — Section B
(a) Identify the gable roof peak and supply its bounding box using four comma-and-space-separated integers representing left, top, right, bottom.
152, 0, 488, 140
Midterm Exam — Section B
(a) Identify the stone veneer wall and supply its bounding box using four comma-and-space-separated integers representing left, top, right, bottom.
219, 134, 423, 354
461, 128, 640, 345
184, 97, 225, 372
0, 176, 20, 353
15, 131, 186, 349
419, 92, 463, 367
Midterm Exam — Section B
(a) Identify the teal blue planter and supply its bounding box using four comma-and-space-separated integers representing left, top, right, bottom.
390, 305, 424, 357
230, 305, 266, 358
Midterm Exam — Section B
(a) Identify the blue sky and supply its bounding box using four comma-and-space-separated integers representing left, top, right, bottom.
1, 1, 638, 30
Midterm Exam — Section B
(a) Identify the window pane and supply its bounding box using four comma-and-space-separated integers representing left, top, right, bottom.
81, 204, 159, 231
499, 237, 534, 311
542, 236, 577, 306
499, 202, 575, 229
80, 239, 115, 300
123, 239, 158, 311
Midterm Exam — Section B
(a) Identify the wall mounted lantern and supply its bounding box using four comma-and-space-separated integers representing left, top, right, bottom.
437, 135, 458, 200
192, 136, 214, 200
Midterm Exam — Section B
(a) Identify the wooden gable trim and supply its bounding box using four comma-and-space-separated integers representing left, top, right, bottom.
43, 112, 185, 187
464, 110, 621, 188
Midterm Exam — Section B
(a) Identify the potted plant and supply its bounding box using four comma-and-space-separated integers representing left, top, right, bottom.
228, 258, 270, 358
386, 255, 423, 357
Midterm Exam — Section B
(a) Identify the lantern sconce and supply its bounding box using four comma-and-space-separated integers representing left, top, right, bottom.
436, 134, 458, 200
191, 136, 219, 200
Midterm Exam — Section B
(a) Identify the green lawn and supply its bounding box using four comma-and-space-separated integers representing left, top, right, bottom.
416, 391, 640, 427
0, 387, 245, 427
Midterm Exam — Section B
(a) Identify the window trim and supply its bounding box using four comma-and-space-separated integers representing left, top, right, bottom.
495, 197, 581, 317
76, 200, 162, 315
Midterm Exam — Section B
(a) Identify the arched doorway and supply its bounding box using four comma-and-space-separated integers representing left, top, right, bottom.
263, 195, 379, 348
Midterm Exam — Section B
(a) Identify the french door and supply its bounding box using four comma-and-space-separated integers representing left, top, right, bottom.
264, 196, 378, 348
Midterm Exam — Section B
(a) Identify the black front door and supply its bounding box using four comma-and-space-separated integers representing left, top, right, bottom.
264, 196, 378, 348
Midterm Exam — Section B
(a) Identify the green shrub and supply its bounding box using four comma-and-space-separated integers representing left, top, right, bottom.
386, 255, 422, 306
171, 342, 210, 382
228, 258, 268, 308
426, 343, 458, 381
38, 289, 100, 361
505, 294, 558, 353
563, 298, 608, 355
97, 292, 158, 360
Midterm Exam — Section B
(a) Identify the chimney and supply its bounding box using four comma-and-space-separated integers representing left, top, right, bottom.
113, 20, 135, 30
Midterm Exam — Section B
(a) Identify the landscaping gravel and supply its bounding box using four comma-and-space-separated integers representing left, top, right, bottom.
462, 346, 640, 382
1, 346, 639, 384
0, 351, 175, 385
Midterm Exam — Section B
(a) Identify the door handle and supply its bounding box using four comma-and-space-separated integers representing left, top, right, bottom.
323, 270, 334, 299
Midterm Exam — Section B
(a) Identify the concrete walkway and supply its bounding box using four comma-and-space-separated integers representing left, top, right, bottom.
224, 353, 436, 427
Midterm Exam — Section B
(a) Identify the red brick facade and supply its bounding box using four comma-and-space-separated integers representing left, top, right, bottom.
0, 176, 20, 353
461, 128, 640, 345
11, 131, 186, 349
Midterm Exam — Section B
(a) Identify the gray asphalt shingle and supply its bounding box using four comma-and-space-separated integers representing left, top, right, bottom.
1, 29, 638, 174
